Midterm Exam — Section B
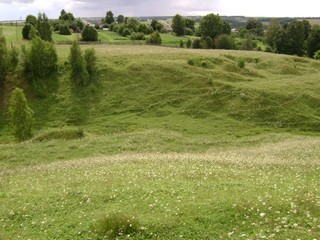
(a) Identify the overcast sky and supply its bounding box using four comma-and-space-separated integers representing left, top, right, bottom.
0, 0, 319, 21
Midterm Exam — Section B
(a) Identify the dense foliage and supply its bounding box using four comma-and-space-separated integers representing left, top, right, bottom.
81, 25, 98, 41
9, 88, 34, 141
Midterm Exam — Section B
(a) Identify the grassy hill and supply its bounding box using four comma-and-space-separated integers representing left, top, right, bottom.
0, 29, 320, 239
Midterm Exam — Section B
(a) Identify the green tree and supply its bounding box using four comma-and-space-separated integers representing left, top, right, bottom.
264, 19, 281, 48
69, 41, 89, 85
84, 48, 97, 80
0, 29, 8, 85
9, 45, 19, 71
302, 20, 311, 40
105, 11, 115, 25
192, 38, 201, 49
199, 14, 230, 39
9, 88, 34, 141
275, 21, 305, 56
150, 19, 163, 32
22, 23, 32, 40
59, 24, 71, 35
81, 25, 98, 41
172, 14, 185, 36
306, 29, 320, 58
117, 14, 125, 24
23, 37, 58, 80
26, 14, 37, 26
185, 18, 195, 30
246, 19, 263, 36
37, 13, 52, 42
202, 36, 214, 49
215, 34, 235, 49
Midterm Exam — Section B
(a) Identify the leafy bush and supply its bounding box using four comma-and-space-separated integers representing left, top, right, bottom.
130, 32, 145, 40
122, 28, 132, 37
9, 46, 19, 71
201, 61, 208, 68
0, 30, 8, 85
179, 39, 184, 48
238, 58, 246, 68
147, 31, 162, 45
9, 88, 34, 141
94, 213, 140, 238
84, 48, 97, 80
214, 34, 236, 49
23, 37, 58, 80
314, 50, 320, 59
59, 24, 71, 35
184, 27, 193, 36
32, 128, 84, 142
22, 23, 32, 40
186, 39, 192, 48
187, 59, 195, 65
202, 36, 214, 49
81, 25, 98, 41
192, 38, 201, 49
69, 41, 89, 85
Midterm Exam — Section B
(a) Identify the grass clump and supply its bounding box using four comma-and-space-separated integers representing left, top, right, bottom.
32, 128, 84, 142
187, 59, 195, 66
237, 58, 245, 68
94, 213, 141, 239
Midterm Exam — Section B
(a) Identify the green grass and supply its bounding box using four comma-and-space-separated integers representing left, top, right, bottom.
0, 27, 320, 239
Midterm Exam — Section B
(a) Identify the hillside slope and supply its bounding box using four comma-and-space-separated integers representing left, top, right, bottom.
2, 46, 320, 142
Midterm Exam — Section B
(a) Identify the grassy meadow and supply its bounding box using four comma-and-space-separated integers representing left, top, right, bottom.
0, 25, 320, 239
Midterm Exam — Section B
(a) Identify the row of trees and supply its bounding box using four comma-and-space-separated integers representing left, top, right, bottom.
22, 11, 98, 42
1, 27, 98, 141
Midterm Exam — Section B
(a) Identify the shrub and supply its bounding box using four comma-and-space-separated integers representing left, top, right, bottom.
186, 39, 192, 48
9, 46, 19, 71
179, 39, 184, 48
22, 23, 32, 40
23, 37, 58, 80
192, 38, 201, 49
94, 213, 140, 238
214, 34, 236, 49
184, 27, 193, 36
84, 48, 97, 80
0, 30, 8, 85
9, 88, 34, 141
122, 28, 132, 37
202, 36, 214, 49
130, 32, 145, 40
238, 58, 245, 68
59, 24, 71, 35
69, 41, 89, 85
314, 50, 320, 60
201, 61, 208, 68
187, 59, 195, 65
81, 25, 98, 41
147, 31, 162, 45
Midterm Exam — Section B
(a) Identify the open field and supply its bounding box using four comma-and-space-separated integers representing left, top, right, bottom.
0, 26, 320, 239
0, 25, 195, 47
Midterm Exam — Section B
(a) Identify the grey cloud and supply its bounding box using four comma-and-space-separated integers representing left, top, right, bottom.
66, 0, 220, 17
0, 0, 35, 3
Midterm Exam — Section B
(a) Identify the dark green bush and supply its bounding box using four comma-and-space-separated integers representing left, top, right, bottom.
81, 25, 98, 41
59, 24, 71, 35
192, 38, 201, 49
238, 58, 245, 68
130, 32, 145, 40
147, 31, 162, 45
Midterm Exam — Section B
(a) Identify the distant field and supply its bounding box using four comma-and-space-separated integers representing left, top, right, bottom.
0, 26, 319, 239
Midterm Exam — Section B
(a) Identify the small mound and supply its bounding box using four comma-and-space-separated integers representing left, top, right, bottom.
32, 128, 84, 142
